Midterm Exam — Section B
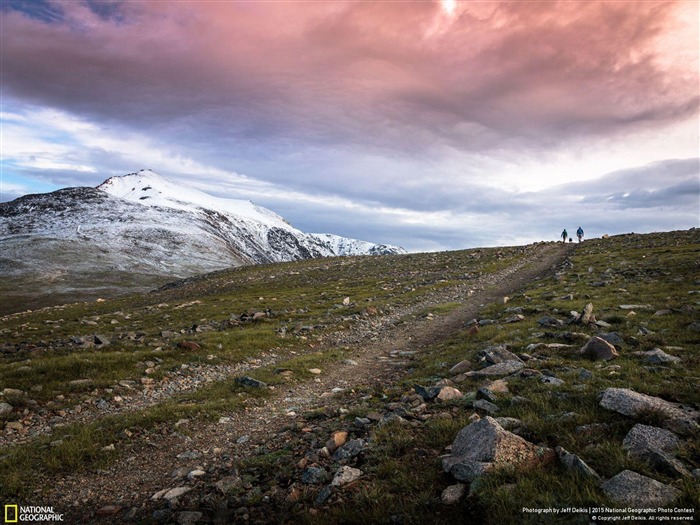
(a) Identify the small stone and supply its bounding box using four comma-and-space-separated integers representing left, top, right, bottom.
635, 348, 681, 364
0, 402, 13, 416
5, 421, 23, 431
441, 483, 466, 505
541, 376, 565, 386
333, 439, 366, 461
653, 309, 672, 316
331, 466, 363, 486
187, 469, 206, 480
472, 399, 500, 415
234, 376, 267, 389
580, 337, 618, 361
437, 386, 462, 401
414, 384, 440, 401
465, 360, 524, 378
308, 368, 322, 375
325, 431, 349, 453
162, 487, 191, 501
93, 334, 111, 346
449, 360, 471, 375
314, 485, 333, 506
176, 450, 201, 460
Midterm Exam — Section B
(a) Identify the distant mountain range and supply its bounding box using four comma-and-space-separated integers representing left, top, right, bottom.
0, 170, 405, 313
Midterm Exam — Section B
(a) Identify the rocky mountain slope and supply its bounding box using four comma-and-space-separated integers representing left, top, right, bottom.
0, 170, 404, 314
0, 231, 697, 524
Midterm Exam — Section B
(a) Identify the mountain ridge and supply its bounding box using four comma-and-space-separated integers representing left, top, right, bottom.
0, 170, 405, 314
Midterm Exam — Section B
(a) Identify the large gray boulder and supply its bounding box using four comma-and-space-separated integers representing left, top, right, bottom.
622, 424, 681, 455
442, 416, 551, 483
600, 470, 680, 507
622, 424, 690, 479
599, 388, 689, 419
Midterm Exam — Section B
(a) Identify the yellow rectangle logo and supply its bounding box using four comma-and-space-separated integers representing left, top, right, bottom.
5, 504, 18, 523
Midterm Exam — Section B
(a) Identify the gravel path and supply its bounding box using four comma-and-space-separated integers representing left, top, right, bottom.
39, 242, 573, 522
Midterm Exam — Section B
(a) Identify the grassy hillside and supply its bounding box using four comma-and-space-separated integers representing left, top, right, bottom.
0, 230, 698, 524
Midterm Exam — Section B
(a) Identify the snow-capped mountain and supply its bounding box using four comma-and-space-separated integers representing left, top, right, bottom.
0, 170, 405, 311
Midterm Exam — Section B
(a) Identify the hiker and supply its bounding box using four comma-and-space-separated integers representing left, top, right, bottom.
561, 229, 568, 243
576, 226, 584, 242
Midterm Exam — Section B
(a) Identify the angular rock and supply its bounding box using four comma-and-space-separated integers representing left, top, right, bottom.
472, 399, 500, 415
476, 387, 498, 403
333, 439, 366, 461
162, 487, 191, 501
579, 303, 594, 324
465, 360, 524, 378
93, 334, 111, 346
635, 348, 681, 364
541, 376, 565, 386
600, 470, 680, 507
504, 314, 525, 324
597, 332, 625, 348
477, 345, 522, 366
0, 402, 13, 416
599, 388, 693, 420
301, 466, 328, 485
555, 446, 600, 480
663, 417, 700, 437
622, 424, 681, 455
449, 360, 471, 375
641, 448, 692, 479
580, 337, 618, 361
314, 485, 333, 506
331, 466, 363, 486
442, 416, 551, 483
414, 384, 440, 401
234, 376, 268, 389
437, 386, 462, 401
537, 316, 563, 327
494, 417, 522, 431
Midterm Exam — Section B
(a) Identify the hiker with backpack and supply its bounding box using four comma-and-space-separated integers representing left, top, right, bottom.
577, 226, 584, 242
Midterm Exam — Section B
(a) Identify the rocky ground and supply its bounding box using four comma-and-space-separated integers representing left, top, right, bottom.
1, 232, 699, 524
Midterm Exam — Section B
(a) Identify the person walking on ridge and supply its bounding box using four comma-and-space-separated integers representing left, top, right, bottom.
576, 226, 584, 242
561, 229, 568, 243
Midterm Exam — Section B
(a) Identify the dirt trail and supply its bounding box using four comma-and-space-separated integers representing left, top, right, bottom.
44, 243, 573, 521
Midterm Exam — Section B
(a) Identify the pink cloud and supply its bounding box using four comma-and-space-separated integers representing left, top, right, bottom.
2, 0, 697, 154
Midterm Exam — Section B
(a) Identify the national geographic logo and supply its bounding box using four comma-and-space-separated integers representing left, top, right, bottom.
4, 505, 18, 523
3, 505, 63, 522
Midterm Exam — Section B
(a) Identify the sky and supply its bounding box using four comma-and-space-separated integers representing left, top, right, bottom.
1, 0, 698, 252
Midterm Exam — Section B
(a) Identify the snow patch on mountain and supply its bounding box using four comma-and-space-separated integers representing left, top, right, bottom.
0, 169, 405, 310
